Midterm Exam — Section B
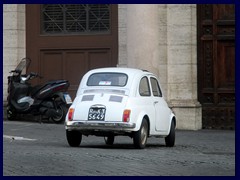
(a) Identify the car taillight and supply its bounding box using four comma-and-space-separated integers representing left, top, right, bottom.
123, 109, 131, 122
68, 108, 74, 121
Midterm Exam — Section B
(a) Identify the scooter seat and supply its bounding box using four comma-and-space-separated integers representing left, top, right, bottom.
30, 80, 68, 96
46, 80, 68, 85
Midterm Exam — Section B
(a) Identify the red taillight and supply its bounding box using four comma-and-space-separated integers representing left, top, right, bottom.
68, 108, 74, 121
123, 109, 131, 122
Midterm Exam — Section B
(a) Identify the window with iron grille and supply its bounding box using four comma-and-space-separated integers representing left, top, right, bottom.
41, 4, 110, 34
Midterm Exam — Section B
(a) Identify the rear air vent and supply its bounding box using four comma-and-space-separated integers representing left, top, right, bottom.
81, 95, 94, 101
109, 95, 123, 103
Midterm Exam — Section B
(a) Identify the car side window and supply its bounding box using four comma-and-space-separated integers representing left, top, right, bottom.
139, 77, 151, 96
150, 77, 162, 97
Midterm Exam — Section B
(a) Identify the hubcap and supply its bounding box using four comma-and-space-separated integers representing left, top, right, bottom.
140, 124, 147, 145
53, 106, 63, 121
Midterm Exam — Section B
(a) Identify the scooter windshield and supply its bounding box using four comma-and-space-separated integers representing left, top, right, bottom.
15, 58, 31, 72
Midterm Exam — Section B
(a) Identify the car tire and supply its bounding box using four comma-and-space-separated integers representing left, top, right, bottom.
66, 130, 82, 147
104, 136, 115, 145
165, 120, 175, 147
133, 118, 148, 149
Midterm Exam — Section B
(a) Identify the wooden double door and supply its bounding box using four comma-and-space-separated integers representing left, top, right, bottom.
197, 5, 235, 129
26, 4, 118, 98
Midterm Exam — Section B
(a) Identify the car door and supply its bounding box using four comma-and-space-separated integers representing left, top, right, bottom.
150, 77, 171, 133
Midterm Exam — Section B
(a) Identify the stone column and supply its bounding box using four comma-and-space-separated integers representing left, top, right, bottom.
167, 4, 202, 130
126, 4, 160, 77
3, 4, 26, 103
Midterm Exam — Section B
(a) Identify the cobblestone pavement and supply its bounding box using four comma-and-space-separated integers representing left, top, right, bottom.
3, 120, 235, 176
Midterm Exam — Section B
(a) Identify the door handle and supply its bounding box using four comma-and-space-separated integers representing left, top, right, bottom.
154, 101, 159, 104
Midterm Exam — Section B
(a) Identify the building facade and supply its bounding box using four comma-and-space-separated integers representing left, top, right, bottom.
3, 4, 235, 130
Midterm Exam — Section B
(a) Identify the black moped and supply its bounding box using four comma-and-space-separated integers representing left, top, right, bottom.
6, 57, 72, 123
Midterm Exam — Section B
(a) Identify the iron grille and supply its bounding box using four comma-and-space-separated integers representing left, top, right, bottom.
41, 4, 110, 34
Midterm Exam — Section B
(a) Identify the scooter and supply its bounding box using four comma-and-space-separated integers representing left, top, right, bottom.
6, 57, 72, 123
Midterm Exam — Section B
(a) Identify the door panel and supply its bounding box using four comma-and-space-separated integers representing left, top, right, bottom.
39, 49, 111, 98
149, 76, 170, 133
65, 51, 88, 97
197, 4, 235, 129
154, 99, 170, 133
88, 50, 111, 69
40, 51, 63, 81
216, 41, 235, 88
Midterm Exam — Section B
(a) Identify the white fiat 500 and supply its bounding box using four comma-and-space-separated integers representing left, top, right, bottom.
65, 68, 176, 149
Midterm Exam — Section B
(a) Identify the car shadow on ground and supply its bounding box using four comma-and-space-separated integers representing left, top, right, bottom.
77, 143, 166, 150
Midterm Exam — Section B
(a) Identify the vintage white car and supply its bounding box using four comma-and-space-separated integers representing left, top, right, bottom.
65, 68, 176, 149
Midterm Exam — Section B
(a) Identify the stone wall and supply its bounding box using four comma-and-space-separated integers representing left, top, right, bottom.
3, 4, 26, 103
118, 4, 127, 67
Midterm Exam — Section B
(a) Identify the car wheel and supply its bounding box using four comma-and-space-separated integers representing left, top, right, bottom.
165, 120, 175, 147
133, 118, 148, 149
66, 130, 82, 147
104, 136, 115, 145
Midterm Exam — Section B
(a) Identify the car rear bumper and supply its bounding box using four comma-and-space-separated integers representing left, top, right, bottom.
65, 120, 136, 131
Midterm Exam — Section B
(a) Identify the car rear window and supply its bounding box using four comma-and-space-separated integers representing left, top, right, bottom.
87, 73, 128, 87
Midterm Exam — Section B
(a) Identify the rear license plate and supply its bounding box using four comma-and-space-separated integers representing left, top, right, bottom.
88, 107, 106, 121
64, 94, 72, 104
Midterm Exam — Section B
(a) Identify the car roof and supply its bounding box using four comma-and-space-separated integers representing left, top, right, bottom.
86, 67, 153, 76
77, 67, 159, 96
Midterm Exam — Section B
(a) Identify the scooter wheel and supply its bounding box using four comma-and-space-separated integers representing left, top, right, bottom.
7, 109, 17, 120
51, 103, 68, 124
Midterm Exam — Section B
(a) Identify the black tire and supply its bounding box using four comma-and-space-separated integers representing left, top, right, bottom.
133, 118, 148, 149
51, 103, 68, 124
66, 130, 82, 147
165, 121, 175, 147
104, 136, 115, 145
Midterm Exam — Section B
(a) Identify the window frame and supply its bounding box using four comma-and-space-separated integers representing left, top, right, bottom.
139, 76, 151, 97
40, 4, 111, 35
150, 77, 163, 97
87, 72, 128, 87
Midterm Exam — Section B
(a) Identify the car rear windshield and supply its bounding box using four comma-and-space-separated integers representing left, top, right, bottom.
87, 73, 128, 87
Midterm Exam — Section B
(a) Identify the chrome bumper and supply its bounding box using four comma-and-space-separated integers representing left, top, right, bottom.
65, 120, 136, 131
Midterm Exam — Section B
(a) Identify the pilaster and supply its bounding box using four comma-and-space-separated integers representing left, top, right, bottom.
167, 4, 201, 130
3, 4, 26, 103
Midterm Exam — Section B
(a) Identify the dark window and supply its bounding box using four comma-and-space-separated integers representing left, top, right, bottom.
139, 77, 151, 96
87, 73, 128, 87
41, 4, 110, 34
150, 77, 162, 97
